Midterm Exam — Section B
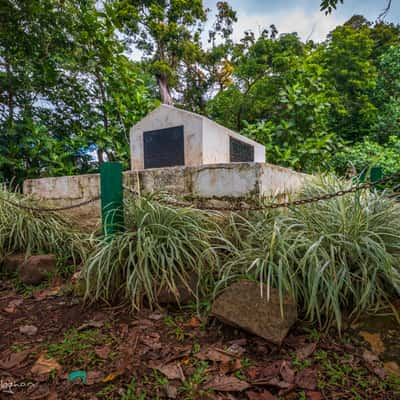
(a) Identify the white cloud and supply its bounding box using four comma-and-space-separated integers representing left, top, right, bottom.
231, 8, 346, 42
127, 7, 345, 61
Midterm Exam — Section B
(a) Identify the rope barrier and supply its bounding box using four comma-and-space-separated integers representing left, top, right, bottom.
2, 171, 400, 214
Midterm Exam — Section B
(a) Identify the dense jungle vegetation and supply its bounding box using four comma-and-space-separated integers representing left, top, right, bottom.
1, 0, 400, 183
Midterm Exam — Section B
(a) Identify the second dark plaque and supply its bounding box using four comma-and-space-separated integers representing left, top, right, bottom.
229, 137, 254, 162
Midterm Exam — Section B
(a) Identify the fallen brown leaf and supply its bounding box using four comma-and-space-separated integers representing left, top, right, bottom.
77, 320, 103, 331
296, 343, 317, 361
384, 361, 400, 377
141, 332, 161, 350
26, 383, 50, 400
196, 348, 233, 363
280, 361, 295, 383
246, 389, 277, 400
148, 312, 164, 321
31, 355, 62, 376
85, 370, 104, 385
250, 361, 283, 380
47, 390, 58, 400
131, 319, 154, 328
102, 370, 123, 383
283, 335, 308, 349
246, 366, 259, 380
4, 298, 23, 313
33, 286, 61, 301
253, 377, 291, 389
220, 358, 242, 374
156, 362, 185, 382
373, 366, 386, 379
295, 368, 317, 390
362, 350, 379, 364
203, 375, 250, 392
164, 383, 179, 398
184, 316, 201, 328
0, 349, 30, 369
95, 344, 111, 360
359, 331, 385, 355
306, 391, 323, 400
164, 345, 192, 364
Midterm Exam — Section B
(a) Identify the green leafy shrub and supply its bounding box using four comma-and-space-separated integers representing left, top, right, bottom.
331, 136, 400, 176
0, 186, 88, 262
217, 176, 400, 330
83, 196, 220, 309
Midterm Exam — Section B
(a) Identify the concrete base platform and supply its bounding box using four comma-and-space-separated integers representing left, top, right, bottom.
23, 163, 309, 228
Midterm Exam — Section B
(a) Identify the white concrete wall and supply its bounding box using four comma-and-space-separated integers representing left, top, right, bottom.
130, 105, 265, 169
260, 163, 309, 197
191, 163, 259, 197
24, 163, 309, 207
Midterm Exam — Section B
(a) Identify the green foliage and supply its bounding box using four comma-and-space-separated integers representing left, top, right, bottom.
320, 0, 343, 14
82, 195, 219, 309
2, 2, 400, 180
110, 0, 207, 104
331, 136, 400, 176
371, 45, 400, 142
206, 16, 400, 174
0, 186, 88, 261
0, 0, 155, 183
217, 176, 400, 330
240, 69, 338, 173
315, 23, 378, 141
207, 31, 307, 132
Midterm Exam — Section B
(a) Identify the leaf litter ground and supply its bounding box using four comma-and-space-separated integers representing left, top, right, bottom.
0, 278, 399, 400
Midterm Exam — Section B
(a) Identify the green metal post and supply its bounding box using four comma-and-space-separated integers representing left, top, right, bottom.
371, 165, 383, 191
100, 162, 124, 237
358, 166, 383, 184
370, 166, 383, 183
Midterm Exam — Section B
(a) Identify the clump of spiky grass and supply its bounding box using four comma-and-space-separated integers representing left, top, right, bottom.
293, 176, 400, 328
0, 186, 89, 263
217, 176, 400, 330
82, 195, 220, 309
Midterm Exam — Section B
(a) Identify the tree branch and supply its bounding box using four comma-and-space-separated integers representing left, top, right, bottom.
378, 0, 392, 20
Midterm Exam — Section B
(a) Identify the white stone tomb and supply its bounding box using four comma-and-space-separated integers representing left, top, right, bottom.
130, 104, 265, 170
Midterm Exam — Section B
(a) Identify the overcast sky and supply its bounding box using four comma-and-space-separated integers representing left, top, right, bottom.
204, 0, 400, 42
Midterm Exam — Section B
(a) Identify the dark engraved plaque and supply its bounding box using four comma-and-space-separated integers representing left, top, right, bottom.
229, 137, 254, 162
143, 126, 184, 169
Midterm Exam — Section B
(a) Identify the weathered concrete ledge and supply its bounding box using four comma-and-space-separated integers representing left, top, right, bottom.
23, 163, 309, 227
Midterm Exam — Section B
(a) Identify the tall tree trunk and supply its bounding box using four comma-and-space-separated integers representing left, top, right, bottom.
95, 70, 109, 164
97, 149, 105, 164
5, 61, 14, 128
95, 70, 109, 135
157, 74, 173, 105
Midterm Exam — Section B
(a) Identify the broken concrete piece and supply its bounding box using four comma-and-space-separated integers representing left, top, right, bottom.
1, 254, 26, 273
19, 254, 56, 285
212, 280, 297, 344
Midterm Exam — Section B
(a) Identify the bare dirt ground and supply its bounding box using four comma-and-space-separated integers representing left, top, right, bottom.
0, 278, 399, 400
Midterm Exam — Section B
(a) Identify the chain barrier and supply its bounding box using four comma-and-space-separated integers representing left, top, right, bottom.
2, 171, 400, 214
0, 194, 101, 213
125, 171, 400, 211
